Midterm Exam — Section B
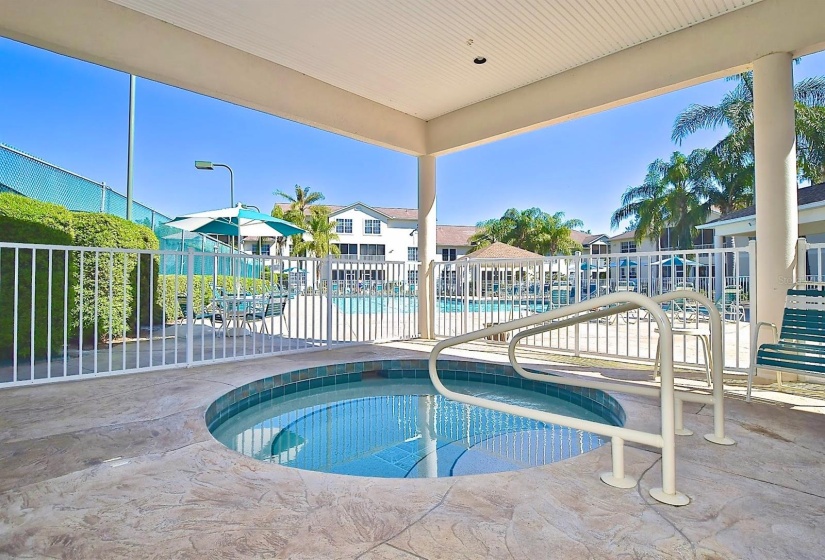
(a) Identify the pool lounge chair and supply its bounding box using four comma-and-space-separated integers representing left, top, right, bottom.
716, 285, 746, 322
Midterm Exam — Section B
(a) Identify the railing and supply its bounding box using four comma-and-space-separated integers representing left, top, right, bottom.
432, 245, 753, 371
0, 242, 419, 387
805, 240, 825, 281
429, 290, 734, 506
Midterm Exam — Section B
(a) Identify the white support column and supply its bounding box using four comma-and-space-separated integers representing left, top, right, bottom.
713, 235, 725, 300
753, 52, 797, 331
418, 155, 436, 339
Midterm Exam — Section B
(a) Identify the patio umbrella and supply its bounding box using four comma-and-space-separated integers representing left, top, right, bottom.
577, 261, 607, 272
609, 258, 639, 267
650, 256, 702, 268
165, 204, 305, 238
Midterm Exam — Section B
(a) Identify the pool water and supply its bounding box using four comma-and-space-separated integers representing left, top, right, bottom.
332, 296, 418, 314
211, 377, 612, 478
332, 296, 552, 314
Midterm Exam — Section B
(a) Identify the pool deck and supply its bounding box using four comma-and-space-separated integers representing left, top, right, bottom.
1, 342, 824, 559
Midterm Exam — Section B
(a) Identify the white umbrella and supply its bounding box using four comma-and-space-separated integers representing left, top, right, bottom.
165, 204, 305, 238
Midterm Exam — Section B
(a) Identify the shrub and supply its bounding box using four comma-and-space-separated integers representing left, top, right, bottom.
71, 213, 159, 343
0, 193, 75, 360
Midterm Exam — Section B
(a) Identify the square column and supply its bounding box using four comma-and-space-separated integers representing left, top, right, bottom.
753, 53, 798, 329
713, 235, 725, 300
418, 155, 436, 339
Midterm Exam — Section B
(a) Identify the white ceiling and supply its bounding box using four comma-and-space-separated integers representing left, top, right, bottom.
107, 0, 762, 120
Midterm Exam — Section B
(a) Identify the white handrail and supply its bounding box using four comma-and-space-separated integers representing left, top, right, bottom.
507, 290, 734, 447
429, 291, 710, 506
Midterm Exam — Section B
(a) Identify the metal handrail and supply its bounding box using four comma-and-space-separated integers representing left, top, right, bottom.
508, 290, 734, 447
428, 291, 731, 506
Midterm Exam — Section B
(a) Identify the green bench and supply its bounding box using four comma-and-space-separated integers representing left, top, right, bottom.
748, 284, 825, 401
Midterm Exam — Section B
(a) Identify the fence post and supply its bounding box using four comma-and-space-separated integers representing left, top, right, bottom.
462, 261, 470, 335
574, 251, 582, 356
748, 239, 757, 329
186, 247, 195, 367
795, 237, 808, 284
326, 254, 333, 347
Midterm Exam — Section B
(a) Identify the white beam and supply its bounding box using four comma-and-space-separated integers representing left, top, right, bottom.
427, 0, 825, 155
0, 0, 427, 155
753, 53, 797, 330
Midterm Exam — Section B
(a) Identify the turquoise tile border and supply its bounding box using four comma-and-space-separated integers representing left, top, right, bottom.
206, 359, 626, 433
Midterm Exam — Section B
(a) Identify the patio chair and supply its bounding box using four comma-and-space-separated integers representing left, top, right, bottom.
748, 284, 825, 401
549, 286, 569, 308
715, 285, 746, 322
250, 293, 291, 335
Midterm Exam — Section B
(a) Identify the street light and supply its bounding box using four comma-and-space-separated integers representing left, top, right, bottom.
195, 160, 234, 207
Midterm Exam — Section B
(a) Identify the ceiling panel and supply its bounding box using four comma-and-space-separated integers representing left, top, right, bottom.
106, 0, 762, 119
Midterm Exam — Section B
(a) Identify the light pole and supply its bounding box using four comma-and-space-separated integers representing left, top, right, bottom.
195, 160, 234, 207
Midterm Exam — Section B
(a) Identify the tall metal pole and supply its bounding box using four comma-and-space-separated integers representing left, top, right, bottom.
227, 166, 234, 207
126, 74, 136, 221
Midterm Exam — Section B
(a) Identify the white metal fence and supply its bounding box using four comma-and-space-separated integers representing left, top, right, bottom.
805, 241, 825, 282
15, 237, 825, 387
0, 242, 419, 387
432, 245, 754, 371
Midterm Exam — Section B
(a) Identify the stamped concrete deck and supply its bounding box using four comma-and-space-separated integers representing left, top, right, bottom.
0, 342, 823, 559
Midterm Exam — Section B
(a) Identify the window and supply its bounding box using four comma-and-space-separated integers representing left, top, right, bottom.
364, 219, 381, 235
442, 248, 457, 261
620, 241, 637, 253
359, 244, 386, 260
335, 219, 353, 234
253, 243, 271, 255
408, 270, 419, 286
407, 247, 419, 261
335, 243, 358, 258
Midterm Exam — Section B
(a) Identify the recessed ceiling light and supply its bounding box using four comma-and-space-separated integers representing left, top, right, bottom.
474, 56, 487, 65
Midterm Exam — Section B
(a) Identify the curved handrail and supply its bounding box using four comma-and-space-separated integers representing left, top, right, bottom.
428, 291, 688, 506
507, 290, 733, 446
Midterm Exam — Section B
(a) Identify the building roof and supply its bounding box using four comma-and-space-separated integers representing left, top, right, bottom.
701, 182, 825, 227
273, 202, 419, 220
436, 225, 476, 247
609, 230, 637, 241
569, 230, 608, 246
459, 242, 543, 260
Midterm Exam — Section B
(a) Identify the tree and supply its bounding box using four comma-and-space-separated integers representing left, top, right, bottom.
539, 211, 585, 255
468, 207, 583, 255
270, 205, 290, 256
693, 149, 754, 215
672, 72, 825, 184
611, 152, 707, 250
272, 184, 325, 220
272, 185, 325, 256
468, 213, 513, 251
293, 206, 340, 259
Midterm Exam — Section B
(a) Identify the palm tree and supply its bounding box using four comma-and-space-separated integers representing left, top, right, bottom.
672, 72, 825, 183
468, 207, 583, 255
273, 185, 325, 257
272, 184, 325, 219
693, 149, 754, 215
537, 211, 584, 255
293, 206, 340, 259
269, 205, 290, 256
468, 213, 513, 252
611, 152, 707, 250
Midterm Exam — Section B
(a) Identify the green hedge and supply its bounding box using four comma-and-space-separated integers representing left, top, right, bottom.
71, 213, 159, 343
0, 194, 75, 360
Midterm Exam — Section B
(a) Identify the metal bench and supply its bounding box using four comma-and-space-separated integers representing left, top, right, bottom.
748, 283, 825, 401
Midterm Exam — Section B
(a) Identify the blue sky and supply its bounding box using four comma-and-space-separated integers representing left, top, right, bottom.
2, 37, 825, 235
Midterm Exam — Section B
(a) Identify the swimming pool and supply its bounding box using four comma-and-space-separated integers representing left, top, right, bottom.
332, 296, 553, 314
207, 359, 625, 478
